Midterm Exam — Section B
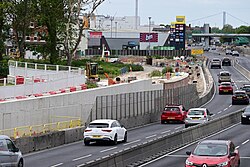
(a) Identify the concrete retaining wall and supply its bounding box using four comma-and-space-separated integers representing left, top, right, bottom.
79, 109, 242, 167
0, 79, 162, 129
234, 60, 250, 80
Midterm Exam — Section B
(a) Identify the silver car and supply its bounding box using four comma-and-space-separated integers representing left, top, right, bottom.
0, 135, 23, 167
185, 108, 212, 128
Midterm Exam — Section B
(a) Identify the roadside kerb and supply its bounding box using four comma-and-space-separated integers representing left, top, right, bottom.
78, 109, 242, 167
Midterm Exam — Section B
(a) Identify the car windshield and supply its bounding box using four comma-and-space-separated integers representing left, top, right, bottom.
193, 143, 228, 156
0, 139, 8, 151
164, 107, 180, 112
188, 110, 204, 116
88, 123, 109, 128
213, 59, 220, 62
235, 92, 246, 96
242, 87, 250, 91
245, 107, 250, 113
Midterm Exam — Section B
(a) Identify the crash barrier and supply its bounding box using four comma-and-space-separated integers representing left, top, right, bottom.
0, 118, 81, 139
79, 109, 242, 167
85, 49, 191, 57
14, 126, 85, 154
234, 59, 250, 80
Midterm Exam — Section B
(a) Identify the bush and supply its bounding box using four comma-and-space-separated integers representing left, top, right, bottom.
162, 66, 173, 74
0, 60, 9, 77
150, 70, 162, 77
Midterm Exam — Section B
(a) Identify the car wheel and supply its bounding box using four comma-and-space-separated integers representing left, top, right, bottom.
123, 132, 127, 143
113, 134, 118, 145
84, 140, 90, 146
238, 159, 240, 167
18, 159, 24, 167
185, 124, 189, 128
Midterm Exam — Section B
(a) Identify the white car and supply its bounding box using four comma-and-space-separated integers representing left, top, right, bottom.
83, 119, 127, 145
185, 108, 212, 128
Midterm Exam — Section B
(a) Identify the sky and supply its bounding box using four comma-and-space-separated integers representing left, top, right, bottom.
95, 0, 250, 28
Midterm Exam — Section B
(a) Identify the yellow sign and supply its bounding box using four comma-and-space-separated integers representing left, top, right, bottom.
171, 22, 176, 28
176, 16, 186, 24
191, 49, 204, 55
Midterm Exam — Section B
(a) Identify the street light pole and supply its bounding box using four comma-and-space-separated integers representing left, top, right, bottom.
110, 17, 114, 38
148, 16, 151, 56
115, 22, 118, 38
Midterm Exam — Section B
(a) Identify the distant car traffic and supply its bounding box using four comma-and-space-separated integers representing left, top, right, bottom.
185, 140, 240, 167
83, 119, 127, 145
161, 105, 187, 124
184, 108, 212, 128
210, 58, 221, 69
241, 105, 250, 124
219, 82, 234, 95
225, 49, 232, 55
232, 90, 249, 105
218, 71, 231, 83
222, 57, 231, 66
232, 50, 240, 56
240, 84, 250, 97
0, 135, 24, 167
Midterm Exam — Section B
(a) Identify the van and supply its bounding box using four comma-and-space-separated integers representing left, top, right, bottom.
218, 71, 231, 83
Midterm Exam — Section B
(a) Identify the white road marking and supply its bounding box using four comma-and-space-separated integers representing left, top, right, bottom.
50, 163, 63, 167
72, 154, 92, 161
218, 111, 222, 114
236, 146, 240, 149
224, 108, 228, 111
229, 105, 232, 108
161, 130, 171, 134
146, 134, 157, 139
138, 123, 240, 167
175, 126, 182, 130
167, 154, 189, 158
240, 157, 250, 159
211, 114, 216, 117
100, 147, 117, 153
242, 139, 249, 145
123, 139, 141, 146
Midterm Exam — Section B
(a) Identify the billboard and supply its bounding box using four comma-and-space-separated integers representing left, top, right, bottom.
89, 32, 102, 38
191, 49, 204, 55
176, 16, 186, 24
140, 33, 158, 42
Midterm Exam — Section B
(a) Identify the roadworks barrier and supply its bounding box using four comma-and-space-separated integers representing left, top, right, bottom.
78, 109, 242, 167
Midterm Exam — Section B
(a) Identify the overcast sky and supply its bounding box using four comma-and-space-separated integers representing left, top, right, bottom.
96, 0, 250, 28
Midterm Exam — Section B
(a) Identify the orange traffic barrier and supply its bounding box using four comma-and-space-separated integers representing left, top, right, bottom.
70, 87, 76, 92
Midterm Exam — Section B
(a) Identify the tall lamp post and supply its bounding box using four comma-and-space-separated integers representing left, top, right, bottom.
148, 16, 151, 56
110, 17, 114, 38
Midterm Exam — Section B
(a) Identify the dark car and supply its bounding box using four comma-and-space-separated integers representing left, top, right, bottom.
219, 82, 233, 95
232, 90, 249, 105
241, 105, 250, 124
161, 105, 187, 124
222, 57, 231, 66
240, 84, 250, 97
185, 140, 240, 167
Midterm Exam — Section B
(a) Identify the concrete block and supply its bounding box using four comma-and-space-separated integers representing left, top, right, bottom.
15, 137, 35, 154
33, 133, 52, 151
64, 127, 84, 144
51, 131, 65, 147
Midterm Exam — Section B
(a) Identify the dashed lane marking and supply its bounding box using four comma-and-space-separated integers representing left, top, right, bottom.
161, 130, 171, 134
72, 154, 92, 161
236, 146, 240, 149
123, 139, 141, 146
224, 108, 228, 111
146, 134, 157, 139
218, 111, 222, 114
175, 126, 182, 130
242, 139, 249, 145
50, 163, 63, 167
229, 105, 232, 108
100, 147, 117, 153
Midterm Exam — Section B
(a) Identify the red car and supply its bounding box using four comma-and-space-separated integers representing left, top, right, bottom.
161, 105, 187, 124
185, 140, 240, 167
219, 82, 233, 95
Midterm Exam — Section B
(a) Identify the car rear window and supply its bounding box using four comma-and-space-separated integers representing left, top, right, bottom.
164, 107, 180, 111
220, 73, 230, 76
0, 139, 8, 151
242, 87, 250, 91
235, 92, 246, 96
188, 110, 204, 115
212, 59, 220, 62
221, 83, 231, 86
88, 123, 109, 128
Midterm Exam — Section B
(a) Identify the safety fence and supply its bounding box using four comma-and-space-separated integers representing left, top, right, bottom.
87, 84, 198, 124
85, 49, 191, 57
0, 119, 81, 139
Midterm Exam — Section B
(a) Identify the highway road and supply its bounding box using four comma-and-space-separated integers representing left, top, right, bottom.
23, 52, 250, 167
139, 123, 250, 167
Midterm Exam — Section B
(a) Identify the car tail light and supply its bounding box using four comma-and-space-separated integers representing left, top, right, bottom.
232, 96, 237, 99
84, 129, 92, 132
102, 129, 112, 132
162, 111, 167, 114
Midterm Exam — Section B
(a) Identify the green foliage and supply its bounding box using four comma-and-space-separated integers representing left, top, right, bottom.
86, 82, 98, 89
149, 70, 162, 77
162, 66, 173, 74
0, 59, 9, 77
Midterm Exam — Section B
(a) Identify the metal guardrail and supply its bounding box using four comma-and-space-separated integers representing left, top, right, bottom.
0, 119, 81, 139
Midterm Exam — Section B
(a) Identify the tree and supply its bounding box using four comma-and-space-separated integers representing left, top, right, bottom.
235, 26, 250, 34
61, 0, 105, 65
221, 24, 235, 34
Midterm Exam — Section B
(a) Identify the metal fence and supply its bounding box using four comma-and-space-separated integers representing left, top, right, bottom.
87, 84, 198, 123
85, 49, 191, 57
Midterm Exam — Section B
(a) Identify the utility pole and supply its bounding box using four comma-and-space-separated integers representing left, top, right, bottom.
110, 17, 114, 38
223, 11, 226, 28
148, 16, 151, 56
135, 0, 138, 30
